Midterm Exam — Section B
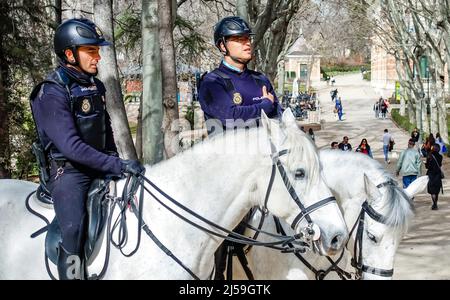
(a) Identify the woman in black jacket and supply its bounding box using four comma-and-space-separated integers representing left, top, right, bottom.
425, 144, 443, 210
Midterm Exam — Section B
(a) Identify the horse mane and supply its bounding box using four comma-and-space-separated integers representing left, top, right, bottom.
363, 155, 414, 233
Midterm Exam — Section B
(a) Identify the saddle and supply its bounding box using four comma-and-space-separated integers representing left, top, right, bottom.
45, 179, 110, 267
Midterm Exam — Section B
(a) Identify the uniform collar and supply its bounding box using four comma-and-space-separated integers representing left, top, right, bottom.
221, 60, 245, 74
58, 61, 95, 86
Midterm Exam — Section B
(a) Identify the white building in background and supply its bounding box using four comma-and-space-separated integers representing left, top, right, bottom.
370, 36, 398, 99
283, 36, 321, 92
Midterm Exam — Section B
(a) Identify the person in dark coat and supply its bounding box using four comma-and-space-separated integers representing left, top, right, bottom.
425, 143, 443, 210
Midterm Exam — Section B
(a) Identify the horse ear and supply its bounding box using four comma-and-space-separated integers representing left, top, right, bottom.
363, 173, 381, 202
404, 175, 429, 199
281, 108, 298, 129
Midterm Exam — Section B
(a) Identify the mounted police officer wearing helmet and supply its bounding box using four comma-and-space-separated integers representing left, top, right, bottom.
29, 18, 144, 280
198, 16, 282, 136
198, 16, 282, 279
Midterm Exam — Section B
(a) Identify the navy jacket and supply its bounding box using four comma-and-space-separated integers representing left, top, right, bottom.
31, 65, 122, 175
198, 63, 281, 127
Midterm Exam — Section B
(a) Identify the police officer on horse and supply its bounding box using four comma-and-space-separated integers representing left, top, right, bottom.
198, 16, 282, 279
198, 16, 281, 135
30, 18, 144, 280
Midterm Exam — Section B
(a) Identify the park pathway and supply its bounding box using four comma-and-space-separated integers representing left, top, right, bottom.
314, 73, 450, 279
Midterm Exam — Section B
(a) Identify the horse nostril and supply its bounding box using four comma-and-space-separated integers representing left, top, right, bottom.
330, 234, 343, 250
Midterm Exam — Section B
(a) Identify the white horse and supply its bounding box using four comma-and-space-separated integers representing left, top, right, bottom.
233, 150, 428, 280
0, 110, 348, 279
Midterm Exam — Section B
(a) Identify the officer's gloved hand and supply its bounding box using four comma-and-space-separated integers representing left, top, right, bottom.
120, 159, 145, 176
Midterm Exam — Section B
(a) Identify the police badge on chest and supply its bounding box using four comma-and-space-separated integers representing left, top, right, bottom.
81, 98, 92, 113
233, 92, 242, 105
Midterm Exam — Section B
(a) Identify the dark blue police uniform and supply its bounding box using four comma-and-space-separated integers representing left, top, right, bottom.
31, 62, 122, 254
198, 62, 282, 132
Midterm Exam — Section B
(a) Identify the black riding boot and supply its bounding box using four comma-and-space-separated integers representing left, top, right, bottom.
57, 243, 82, 280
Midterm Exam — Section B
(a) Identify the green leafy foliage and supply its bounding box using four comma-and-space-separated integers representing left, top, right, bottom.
174, 16, 207, 66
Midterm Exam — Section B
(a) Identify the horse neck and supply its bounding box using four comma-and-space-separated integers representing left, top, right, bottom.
320, 150, 388, 221
119, 129, 269, 278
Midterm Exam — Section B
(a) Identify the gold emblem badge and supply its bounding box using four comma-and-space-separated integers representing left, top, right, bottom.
81, 98, 91, 113
233, 93, 243, 105
95, 26, 103, 37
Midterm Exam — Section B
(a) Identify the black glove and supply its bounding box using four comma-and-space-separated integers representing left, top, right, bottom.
120, 159, 145, 176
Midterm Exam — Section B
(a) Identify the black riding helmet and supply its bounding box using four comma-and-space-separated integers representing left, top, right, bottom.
214, 16, 254, 50
54, 18, 110, 64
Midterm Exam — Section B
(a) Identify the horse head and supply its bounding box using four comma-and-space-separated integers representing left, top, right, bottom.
257, 109, 348, 256
351, 173, 425, 279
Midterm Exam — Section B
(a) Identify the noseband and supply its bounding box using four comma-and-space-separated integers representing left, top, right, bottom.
350, 179, 397, 278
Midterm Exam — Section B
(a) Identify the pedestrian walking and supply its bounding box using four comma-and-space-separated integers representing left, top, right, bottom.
435, 132, 447, 155
380, 98, 388, 119
382, 129, 394, 163
330, 89, 338, 102
373, 100, 379, 118
411, 127, 420, 143
335, 97, 343, 121
396, 139, 422, 188
425, 144, 443, 210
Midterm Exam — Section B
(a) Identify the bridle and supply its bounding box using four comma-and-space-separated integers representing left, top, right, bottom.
265, 139, 338, 232
257, 179, 397, 280
245, 138, 338, 255
349, 180, 397, 279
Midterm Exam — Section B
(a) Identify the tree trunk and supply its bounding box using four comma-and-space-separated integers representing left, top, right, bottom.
236, 0, 248, 21
142, 0, 164, 165
429, 62, 438, 135
277, 60, 285, 96
55, 0, 62, 25
158, 0, 179, 159
136, 95, 143, 159
0, 52, 10, 179
406, 90, 416, 125
94, 0, 138, 160
306, 55, 315, 92
0, 2, 10, 178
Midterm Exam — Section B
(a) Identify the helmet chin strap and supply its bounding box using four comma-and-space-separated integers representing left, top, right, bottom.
221, 39, 251, 65
229, 54, 251, 65
65, 46, 98, 77
65, 46, 80, 67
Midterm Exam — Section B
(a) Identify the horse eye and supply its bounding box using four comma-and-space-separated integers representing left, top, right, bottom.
367, 231, 378, 243
294, 168, 305, 180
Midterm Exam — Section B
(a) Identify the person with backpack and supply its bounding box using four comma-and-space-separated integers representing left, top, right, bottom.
30, 18, 144, 279
198, 16, 281, 136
